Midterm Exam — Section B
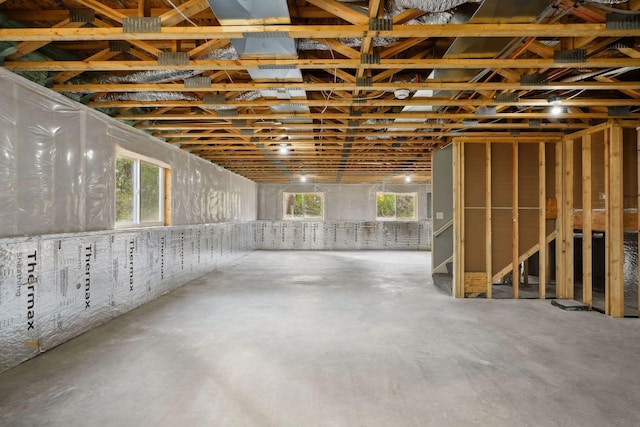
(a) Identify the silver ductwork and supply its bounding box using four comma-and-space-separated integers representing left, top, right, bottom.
101, 47, 239, 86
207, 0, 311, 129
97, 92, 198, 102
390, 0, 482, 13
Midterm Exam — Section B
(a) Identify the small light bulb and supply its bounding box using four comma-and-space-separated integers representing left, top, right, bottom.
550, 105, 563, 115
278, 144, 288, 155
300, 174, 307, 182
404, 174, 411, 183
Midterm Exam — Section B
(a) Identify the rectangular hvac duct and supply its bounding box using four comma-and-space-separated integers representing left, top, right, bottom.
206, 0, 291, 25
208, 0, 309, 125
231, 38, 297, 58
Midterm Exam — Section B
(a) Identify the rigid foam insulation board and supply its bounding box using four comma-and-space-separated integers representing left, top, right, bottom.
0, 223, 254, 374
253, 221, 431, 250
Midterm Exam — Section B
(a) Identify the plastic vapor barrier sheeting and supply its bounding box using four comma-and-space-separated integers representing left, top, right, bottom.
0, 68, 256, 238
258, 183, 431, 221
253, 221, 431, 250
0, 223, 254, 373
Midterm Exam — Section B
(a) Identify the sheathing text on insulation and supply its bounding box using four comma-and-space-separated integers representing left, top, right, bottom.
252, 221, 431, 250
0, 223, 253, 373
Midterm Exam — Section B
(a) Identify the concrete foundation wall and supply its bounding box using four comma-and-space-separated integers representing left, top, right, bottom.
0, 222, 254, 373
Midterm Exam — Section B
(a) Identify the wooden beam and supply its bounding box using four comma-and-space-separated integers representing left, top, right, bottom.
305, 0, 368, 25
555, 139, 563, 298
52, 81, 640, 93
7, 19, 86, 61
6, 58, 639, 72
582, 134, 592, 308
74, 0, 128, 23
112, 112, 632, 122
513, 142, 520, 299
87, 97, 640, 109
139, 0, 151, 17
159, 0, 210, 27
538, 142, 547, 300
1, 23, 639, 41
607, 124, 625, 317
454, 141, 465, 298
319, 39, 362, 59
53, 49, 121, 84
379, 37, 429, 59
562, 138, 574, 299
486, 142, 492, 299
392, 9, 427, 25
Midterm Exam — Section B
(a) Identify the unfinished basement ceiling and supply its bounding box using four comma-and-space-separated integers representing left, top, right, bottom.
1, 0, 640, 183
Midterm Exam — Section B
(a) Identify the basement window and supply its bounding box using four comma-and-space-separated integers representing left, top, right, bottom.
115, 152, 168, 227
283, 192, 324, 220
376, 192, 417, 221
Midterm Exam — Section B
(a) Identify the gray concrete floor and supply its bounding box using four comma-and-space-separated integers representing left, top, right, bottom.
1, 250, 640, 427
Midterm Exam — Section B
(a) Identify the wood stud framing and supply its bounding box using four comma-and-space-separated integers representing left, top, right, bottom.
452, 122, 639, 318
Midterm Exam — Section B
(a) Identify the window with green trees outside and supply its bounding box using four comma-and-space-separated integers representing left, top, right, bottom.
116, 155, 165, 227
283, 192, 324, 219
376, 192, 417, 220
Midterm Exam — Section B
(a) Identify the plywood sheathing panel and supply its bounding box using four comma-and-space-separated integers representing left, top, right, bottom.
465, 209, 486, 273
573, 137, 583, 210
492, 144, 513, 207
591, 130, 606, 210
623, 127, 638, 210
518, 144, 539, 208
464, 144, 487, 208
464, 143, 487, 274
491, 143, 513, 278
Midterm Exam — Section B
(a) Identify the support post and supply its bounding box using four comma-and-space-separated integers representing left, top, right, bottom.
513, 142, 519, 299
453, 141, 465, 298
486, 142, 492, 298
538, 142, 546, 299
607, 125, 624, 317
582, 134, 593, 307
555, 141, 564, 297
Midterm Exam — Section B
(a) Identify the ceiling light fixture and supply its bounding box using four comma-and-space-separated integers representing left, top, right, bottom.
548, 95, 563, 115
404, 174, 411, 183
278, 143, 289, 155
300, 174, 307, 182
